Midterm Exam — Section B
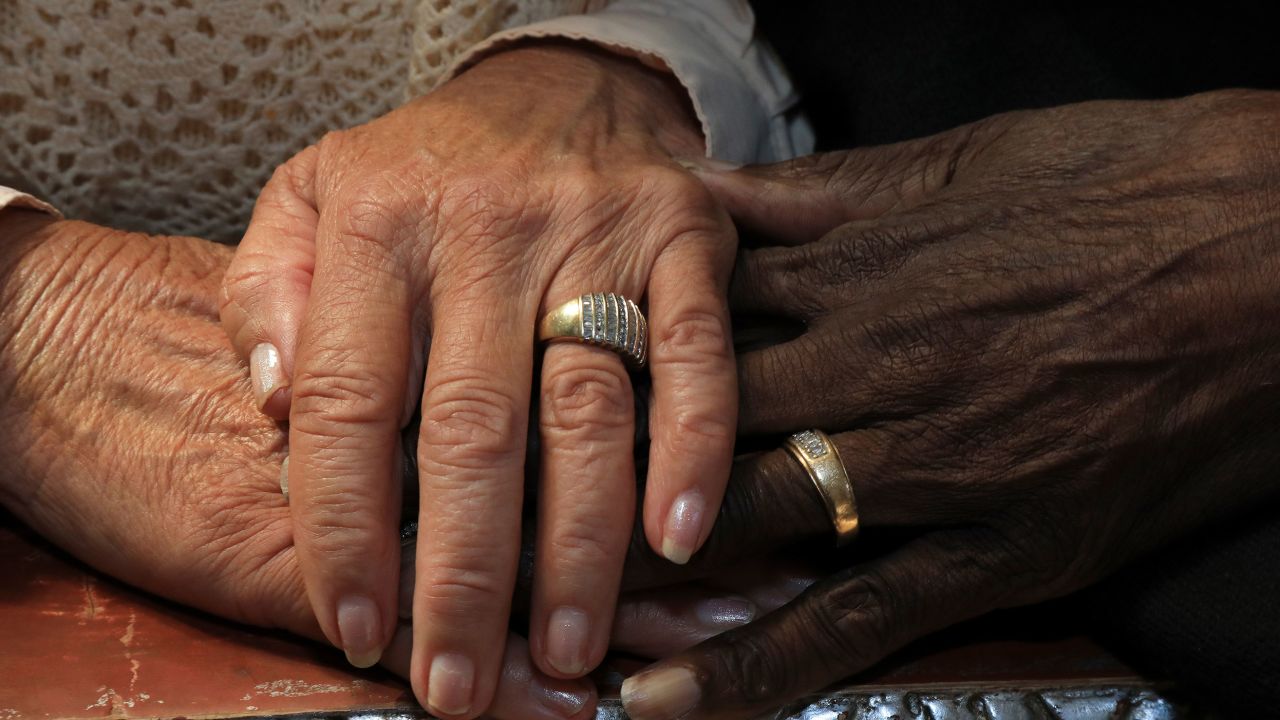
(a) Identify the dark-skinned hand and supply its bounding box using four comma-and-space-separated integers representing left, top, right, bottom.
615, 89, 1280, 720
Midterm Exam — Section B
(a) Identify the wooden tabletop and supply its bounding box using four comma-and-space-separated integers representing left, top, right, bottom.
0, 519, 1188, 719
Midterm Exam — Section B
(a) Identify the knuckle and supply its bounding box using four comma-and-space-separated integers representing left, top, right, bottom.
810, 221, 917, 290
916, 123, 982, 189
732, 249, 829, 321
551, 162, 610, 205
220, 255, 311, 313
265, 156, 298, 190
709, 628, 799, 706
291, 366, 399, 429
546, 169, 634, 250
670, 404, 735, 449
542, 363, 631, 435
834, 226, 910, 278
219, 255, 270, 302
989, 505, 1092, 597
660, 406, 736, 462
420, 558, 509, 615
815, 571, 896, 665
851, 307, 949, 378
315, 128, 349, 158
332, 186, 415, 258
769, 151, 851, 185
653, 308, 729, 360
313, 129, 366, 189
421, 377, 523, 470
437, 173, 539, 240
824, 150, 879, 196
296, 499, 387, 557
548, 518, 624, 571
269, 145, 318, 199
432, 175, 535, 286
1191, 95, 1280, 178
654, 171, 732, 235
615, 164, 729, 239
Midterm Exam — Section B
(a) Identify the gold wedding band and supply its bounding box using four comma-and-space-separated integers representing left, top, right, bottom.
538, 292, 648, 368
784, 429, 859, 546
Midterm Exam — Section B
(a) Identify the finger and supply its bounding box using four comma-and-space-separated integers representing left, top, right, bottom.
611, 587, 758, 660
252, 539, 596, 720
531, 338, 635, 679
412, 288, 535, 720
221, 147, 320, 418
253, 542, 596, 720
726, 206, 977, 322
644, 234, 738, 566
697, 564, 821, 612
401, 529, 815, 660
686, 125, 987, 244
623, 442, 984, 592
726, 219, 897, 321
612, 571, 818, 659
622, 451, 824, 593
736, 311, 962, 436
286, 196, 413, 671
385, 631, 597, 720
621, 530, 1007, 720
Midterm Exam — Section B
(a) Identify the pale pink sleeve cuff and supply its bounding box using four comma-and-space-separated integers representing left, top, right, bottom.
0, 187, 61, 219
440, 0, 814, 165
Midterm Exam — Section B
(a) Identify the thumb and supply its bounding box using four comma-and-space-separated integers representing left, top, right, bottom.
619, 529, 1008, 720
683, 122, 988, 245
220, 146, 320, 419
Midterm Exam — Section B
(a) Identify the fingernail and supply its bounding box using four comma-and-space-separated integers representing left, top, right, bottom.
661, 490, 706, 565
546, 605, 590, 676
621, 666, 701, 720
250, 342, 289, 410
336, 595, 382, 668
784, 576, 818, 596
676, 156, 741, 174
534, 681, 592, 718
278, 455, 289, 500
693, 596, 755, 631
429, 652, 475, 716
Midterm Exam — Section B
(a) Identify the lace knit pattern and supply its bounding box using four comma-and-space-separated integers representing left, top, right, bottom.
0, 0, 584, 241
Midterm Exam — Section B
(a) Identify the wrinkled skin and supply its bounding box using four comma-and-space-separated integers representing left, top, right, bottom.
618, 90, 1280, 720
0, 214, 597, 720
11, 87, 1279, 720
0, 215, 297, 629
0, 214, 802, 720
220, 43, 738, 714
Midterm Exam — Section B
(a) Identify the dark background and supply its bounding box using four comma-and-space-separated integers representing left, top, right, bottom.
748, 1, 1280, 148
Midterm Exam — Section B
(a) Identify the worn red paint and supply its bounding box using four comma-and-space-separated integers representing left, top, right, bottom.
0, 515, 1147, 717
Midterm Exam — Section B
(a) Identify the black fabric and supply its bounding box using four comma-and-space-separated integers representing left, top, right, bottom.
744, 1, 1280, 713
748, 1, 1280, 149
1085, 509, 1280, 715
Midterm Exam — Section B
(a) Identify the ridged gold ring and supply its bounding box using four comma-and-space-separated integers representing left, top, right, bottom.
538, 292, 648, 368
783, 429, 859, 546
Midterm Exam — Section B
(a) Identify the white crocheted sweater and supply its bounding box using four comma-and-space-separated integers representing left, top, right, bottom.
0, 1, 612, 240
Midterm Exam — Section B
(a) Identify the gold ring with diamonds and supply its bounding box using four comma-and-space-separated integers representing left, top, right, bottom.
783, 429, 859, 546
539, 292, 648, 368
